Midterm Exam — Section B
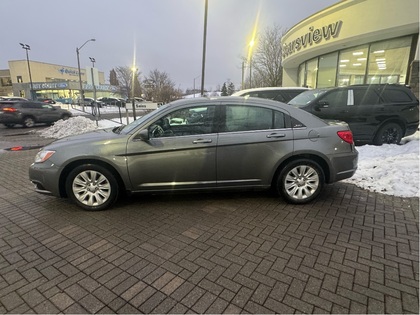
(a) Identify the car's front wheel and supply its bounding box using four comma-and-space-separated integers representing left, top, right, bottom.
65, 164, 119, 211
373, 122, 403, 145
277, 159, 324, 204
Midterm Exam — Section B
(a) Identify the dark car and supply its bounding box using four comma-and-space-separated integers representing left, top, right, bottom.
289, 84, 419, 145
29, 97, 358, 211
232, 87, 310, 103
97, 97, 125, 107
0, 101, 72, 128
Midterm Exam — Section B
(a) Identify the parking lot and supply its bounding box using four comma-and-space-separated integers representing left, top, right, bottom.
0, 126, 418, 314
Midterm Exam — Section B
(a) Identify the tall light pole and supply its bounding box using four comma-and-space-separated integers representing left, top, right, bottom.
76, 38, 95, 111
19, 43, 34, 100
200, 0, 208, 96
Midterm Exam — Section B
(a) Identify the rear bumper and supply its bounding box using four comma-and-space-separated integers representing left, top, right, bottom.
328, 150, 358, 183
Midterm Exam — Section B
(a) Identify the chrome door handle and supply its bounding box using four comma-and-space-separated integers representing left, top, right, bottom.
193, 139, 212, 144
267, 133, 286, 138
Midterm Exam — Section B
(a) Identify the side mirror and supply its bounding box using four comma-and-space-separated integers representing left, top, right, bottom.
137, 129, 150, 141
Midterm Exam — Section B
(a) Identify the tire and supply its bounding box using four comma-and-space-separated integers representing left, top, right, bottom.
277, 159, 324, 204
65, 164, 119, 211
4, 123, 15, 128
373, 123, 403, 145
23, 116, 35, 128
61, 114, 71, 121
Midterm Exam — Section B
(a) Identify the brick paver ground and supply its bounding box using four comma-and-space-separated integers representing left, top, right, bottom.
0, 128, 418, 313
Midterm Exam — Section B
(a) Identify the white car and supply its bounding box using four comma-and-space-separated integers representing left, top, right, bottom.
232, 87, 310, 103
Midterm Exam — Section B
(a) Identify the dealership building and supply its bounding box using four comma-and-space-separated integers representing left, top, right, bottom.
281, 0, 419, 97
0, 60, 118, 102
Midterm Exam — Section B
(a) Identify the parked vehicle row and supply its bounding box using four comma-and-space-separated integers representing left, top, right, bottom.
29, 97, 358, 211
232, 84, 419, 145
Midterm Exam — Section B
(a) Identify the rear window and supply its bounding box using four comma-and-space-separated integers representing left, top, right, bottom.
382, 89, 414, 103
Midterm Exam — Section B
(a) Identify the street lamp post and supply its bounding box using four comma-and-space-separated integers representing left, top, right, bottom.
19, 43, 34, 100
200, 0, 208, 96
76, 38, 95, 111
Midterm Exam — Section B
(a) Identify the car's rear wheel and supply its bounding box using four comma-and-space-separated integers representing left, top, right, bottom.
65, 164, 119, 211
23, 116, 35, 128
4, 123, 15, 128
277, 159, 324, 204
373, 122, 403, 145
61, 114, 71, 120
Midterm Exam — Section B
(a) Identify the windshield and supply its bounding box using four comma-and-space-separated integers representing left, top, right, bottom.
288, 89, 329, 107
117, 104, 170, 134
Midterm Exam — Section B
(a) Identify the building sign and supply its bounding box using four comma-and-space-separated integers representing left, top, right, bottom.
32, 82, 69, 90
282, 20, 343, 59
58, 67, 80, 76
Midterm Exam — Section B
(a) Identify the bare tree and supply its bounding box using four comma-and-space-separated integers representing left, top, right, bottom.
246, 25, 286, 88
114, 66, 141, 98
143, 69, 181, 103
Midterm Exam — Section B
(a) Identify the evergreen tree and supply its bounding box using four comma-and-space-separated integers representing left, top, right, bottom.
227, 82, 235, 95
221, 82, 228, 96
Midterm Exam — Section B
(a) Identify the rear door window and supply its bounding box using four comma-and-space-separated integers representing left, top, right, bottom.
353, 89, 381, 105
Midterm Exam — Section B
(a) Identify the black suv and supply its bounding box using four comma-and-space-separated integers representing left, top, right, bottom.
289, 84, 419, 145
0, 101, 72, 128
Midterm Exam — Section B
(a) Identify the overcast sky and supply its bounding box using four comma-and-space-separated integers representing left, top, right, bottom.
1, 0, 337, 91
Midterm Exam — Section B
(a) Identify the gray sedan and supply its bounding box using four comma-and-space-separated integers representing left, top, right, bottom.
29, 97, 358, 211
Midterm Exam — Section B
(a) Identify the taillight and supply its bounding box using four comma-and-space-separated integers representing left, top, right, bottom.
337, 130, 354, 144
2, 107, 17, 112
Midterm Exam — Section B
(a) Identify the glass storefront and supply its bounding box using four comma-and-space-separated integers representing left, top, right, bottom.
298, 35, 414, 88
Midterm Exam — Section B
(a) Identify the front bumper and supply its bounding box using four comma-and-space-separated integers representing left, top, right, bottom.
29, 162, 62, 197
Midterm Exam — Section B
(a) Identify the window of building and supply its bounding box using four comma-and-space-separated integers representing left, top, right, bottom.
298, 63, 305, 87
337, 45, 368, 86
305, 58, 318, 89
17, 76, 23, 83
317, 52, 338, 88
367, 36, 412, 85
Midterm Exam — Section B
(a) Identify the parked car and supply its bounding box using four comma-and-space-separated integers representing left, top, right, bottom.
82, 97, 105, 108
0, 100, 72, 128
97, 97, 125, 107
232, 87, 310, 103
29, 97, 358, 211
288, 84, 419, 145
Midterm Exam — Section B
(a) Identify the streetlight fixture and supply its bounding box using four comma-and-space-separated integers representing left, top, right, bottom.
76, 38, 95, 111
19, 43, 34, 100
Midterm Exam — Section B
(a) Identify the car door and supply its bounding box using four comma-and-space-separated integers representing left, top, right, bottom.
216, 104, 294, 188
126, 104, 218, 191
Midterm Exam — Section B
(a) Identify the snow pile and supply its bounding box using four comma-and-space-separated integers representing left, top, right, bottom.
38, 116, 99, 139
36, 117, 419, 198
344, 139, 419, 197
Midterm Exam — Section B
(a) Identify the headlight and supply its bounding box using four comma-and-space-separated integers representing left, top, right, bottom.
34, 150, 56, 163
